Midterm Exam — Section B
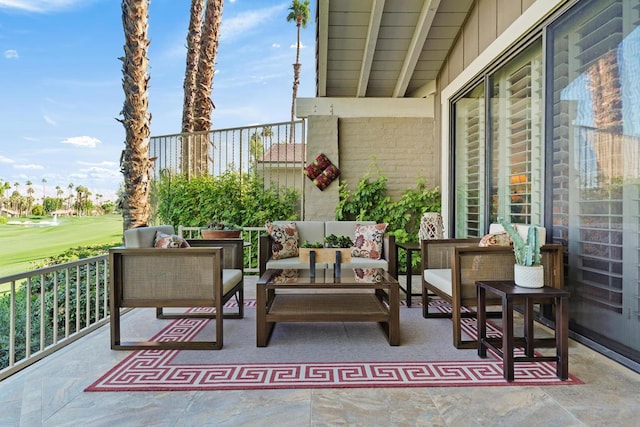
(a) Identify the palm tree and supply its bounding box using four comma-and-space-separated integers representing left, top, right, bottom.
119, 0, 152, 230
193, 0, 224, 174
41, 177, 47, 203
67, 182, 74, 211
249, 131, 263, 171
26, 180, 34, 214
182, 0, 205, 134
286, 0, 310, 144
181, 0, 205, 175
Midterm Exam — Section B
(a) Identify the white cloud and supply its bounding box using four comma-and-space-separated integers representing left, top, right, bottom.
77, 160, 118, 167
290, 41, 306, 49
60, 136, 101, 148
0, 155, 15, 163
4, 49, 18, 59
43, 114, 57, 125
272, 43, 281, 48
0, 0, 85, 13
15, 163, 44, 170
222, 4, 287, 41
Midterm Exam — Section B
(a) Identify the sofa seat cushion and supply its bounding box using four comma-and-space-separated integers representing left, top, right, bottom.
266, 257, 328, 270
345, 257, 388, 270
222, 269, 243, 295
423, 268, 452, 297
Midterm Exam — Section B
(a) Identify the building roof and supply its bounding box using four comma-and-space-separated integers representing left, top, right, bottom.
258, 143, 306, 163
316, 0, 473, 98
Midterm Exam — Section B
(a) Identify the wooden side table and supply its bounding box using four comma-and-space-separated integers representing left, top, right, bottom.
476, 280, 570, 382
395, 242, 422, 307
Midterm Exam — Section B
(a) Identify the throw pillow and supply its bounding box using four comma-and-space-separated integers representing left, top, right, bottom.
354, 268, 383, 283
154, 231, 190, 248
266, 222, 299, 260
478, 232, 511, 247
352, 223, 388, 260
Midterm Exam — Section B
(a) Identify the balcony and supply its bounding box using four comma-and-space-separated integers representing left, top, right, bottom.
1, 253, 640, 425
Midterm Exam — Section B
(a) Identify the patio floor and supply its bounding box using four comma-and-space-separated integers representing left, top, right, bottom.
1, 276, 639, 426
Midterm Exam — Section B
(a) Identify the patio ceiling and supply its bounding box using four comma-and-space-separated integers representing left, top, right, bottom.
316, 0, 474, 98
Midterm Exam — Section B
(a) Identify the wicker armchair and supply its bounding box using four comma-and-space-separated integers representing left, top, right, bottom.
109, 226, 244, 350
421, 238, 563, 349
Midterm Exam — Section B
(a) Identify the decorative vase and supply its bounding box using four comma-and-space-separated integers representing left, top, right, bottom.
514, 264, 544, 288
201, 229, 241, 239
419, 212, 444, 241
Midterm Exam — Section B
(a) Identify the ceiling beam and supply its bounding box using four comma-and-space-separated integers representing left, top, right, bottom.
316, 0, 330, 97
392, 0, 441, 98
356, 0, 385, 97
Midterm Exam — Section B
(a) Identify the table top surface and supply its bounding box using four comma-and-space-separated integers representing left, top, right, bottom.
258, 268, 397, 286
396, 241, 421, 250
476, 280, 570, 297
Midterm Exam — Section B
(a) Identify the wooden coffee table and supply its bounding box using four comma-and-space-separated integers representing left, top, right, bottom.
256, 268, 400, 347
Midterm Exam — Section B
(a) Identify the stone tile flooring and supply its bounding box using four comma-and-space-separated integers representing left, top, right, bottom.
1, 276, 639, 426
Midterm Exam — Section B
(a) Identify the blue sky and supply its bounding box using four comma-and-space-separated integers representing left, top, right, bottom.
0, 0, 315, 202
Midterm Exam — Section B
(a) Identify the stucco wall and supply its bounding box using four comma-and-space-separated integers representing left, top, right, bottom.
303, 115, 437, 220
338, 117, 436, 201
304, 116, 339, 220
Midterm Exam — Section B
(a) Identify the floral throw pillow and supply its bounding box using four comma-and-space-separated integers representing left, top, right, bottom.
266, 222, 299, 260
154, 231, 190, 248
352, 223, 388, 260
478, 232, 511, 247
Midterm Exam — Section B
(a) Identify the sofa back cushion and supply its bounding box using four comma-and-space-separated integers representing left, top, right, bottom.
124, 225, 175, 248
272, 220, 325, 246
325, 221, 375, 239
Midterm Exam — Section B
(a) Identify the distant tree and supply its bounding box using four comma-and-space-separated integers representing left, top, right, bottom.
119, 0, 152, 230
41, 177, 47, 203
67, 182, 74, 211
249, 131, 263, 171
26, 180, 34, 214
286, 0, 310, 144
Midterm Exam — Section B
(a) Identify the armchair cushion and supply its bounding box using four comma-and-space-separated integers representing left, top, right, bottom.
266, 222, 299, 260
154, 231, 190, 248
124, 225, 175, 248
352, 223, 388, 260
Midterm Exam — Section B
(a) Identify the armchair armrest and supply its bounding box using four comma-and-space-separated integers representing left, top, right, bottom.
186, 237, 244, 271
259, 234, 273, 276
383, 234, 397, 278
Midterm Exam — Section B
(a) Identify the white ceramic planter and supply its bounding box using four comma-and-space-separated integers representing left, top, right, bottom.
514, 264, 544, 288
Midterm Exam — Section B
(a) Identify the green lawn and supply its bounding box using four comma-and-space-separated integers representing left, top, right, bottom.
0, 215, 123, 277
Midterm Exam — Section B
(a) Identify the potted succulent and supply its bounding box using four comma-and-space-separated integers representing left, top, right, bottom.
499, 218, 543, 288
201, 221, 242, 239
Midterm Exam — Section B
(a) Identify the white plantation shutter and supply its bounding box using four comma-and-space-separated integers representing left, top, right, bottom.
454, 85, 485, 237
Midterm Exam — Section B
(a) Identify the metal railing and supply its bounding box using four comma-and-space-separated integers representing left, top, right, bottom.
0, 256, 110, 381
0, 226, 268, 380
150, 120, 307, 215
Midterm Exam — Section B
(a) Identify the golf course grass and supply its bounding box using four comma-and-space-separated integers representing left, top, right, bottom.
0, 215, 123, 277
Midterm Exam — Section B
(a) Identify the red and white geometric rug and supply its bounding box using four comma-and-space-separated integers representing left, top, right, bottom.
86, 301, 582, 392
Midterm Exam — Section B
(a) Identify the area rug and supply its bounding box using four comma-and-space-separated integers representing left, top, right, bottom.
86, 300, 582, 391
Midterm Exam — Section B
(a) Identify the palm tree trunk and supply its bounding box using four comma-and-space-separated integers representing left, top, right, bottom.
181, 0, 205, 176
289, 18, 302, 144
119, 0, 152, 230
193, 0, 224, 174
